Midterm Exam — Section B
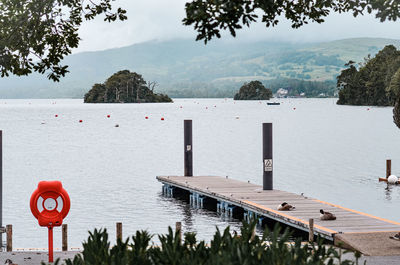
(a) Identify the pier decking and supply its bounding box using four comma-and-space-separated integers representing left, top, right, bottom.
157, 175, 400, 255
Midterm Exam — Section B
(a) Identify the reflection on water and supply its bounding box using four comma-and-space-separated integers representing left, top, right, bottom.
385, 184, 393, 201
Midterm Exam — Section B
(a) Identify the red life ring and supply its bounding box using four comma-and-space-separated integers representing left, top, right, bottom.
30, 181, 70, 227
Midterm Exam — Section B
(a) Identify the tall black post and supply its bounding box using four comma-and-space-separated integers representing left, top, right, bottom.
263, 123, 273, 190
184, 120, 193, 176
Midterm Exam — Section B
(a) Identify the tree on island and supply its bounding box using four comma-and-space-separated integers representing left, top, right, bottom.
84, 70, 172, 103
337, 45, 400, 106
234, 81, 272, 100
336, 45, 400, 128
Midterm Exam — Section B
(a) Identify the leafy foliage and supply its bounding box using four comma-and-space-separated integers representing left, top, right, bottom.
337, 45, 400, 106
394, 97, 400, 129
234, 81, 272, 100
336, 45, 400, 129
84, 70, 172, 103
59, 222, 362, 265
183, 0, 400, 43
0, 0, 127, 81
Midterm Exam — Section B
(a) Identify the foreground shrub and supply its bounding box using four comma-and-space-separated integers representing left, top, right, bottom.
57, 222, 363, 265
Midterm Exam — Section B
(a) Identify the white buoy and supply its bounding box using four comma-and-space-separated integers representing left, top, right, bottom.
388, 175, 398, 184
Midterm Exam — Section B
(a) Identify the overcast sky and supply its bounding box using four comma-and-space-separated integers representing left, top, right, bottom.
74, 0, 400, 53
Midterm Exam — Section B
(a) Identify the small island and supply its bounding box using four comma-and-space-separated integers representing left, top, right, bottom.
234, 81, 273, 100
84, 70, 172, 103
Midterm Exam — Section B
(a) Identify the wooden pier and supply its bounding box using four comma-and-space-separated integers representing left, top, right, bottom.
157, 175, 400, 255
157, 121, 400, 255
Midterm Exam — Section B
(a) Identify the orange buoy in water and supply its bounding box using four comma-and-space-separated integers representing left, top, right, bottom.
180, 106, 183, 108
206, 107, 208, 109
55, 115, 58, 118
293, 108, 296, 110
145, 116, 149, 119
367, 108, 370, 111
107, 115, 110, 118
79, 120, 83, 123
161, 117, 165, 121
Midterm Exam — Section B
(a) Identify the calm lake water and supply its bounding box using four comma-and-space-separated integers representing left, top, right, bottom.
1, 98, 400, 249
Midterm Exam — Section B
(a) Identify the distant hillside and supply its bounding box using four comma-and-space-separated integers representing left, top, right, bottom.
0, 38, 399, 98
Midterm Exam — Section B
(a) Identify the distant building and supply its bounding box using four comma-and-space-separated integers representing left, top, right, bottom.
276, 88, 288, 98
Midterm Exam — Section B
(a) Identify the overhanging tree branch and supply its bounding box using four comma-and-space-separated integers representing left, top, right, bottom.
183, 0, 400, 43
0, 0, 127, 81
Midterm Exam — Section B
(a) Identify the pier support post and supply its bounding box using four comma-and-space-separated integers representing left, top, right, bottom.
263, 123, 273, 190
386, 159, 391, 178
6, 224, 11, 252
184, 120, 193, 177
175, 222, 182, 241
309, 219, 314, 243
62, 224, 68, 251
116, 222, 122, 242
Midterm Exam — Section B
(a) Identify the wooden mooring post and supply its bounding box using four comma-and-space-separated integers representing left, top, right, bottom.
6, 224, 11, 252
263, 123, 273, 190
116, 222, 122, 241
378, 159, 398, 183
175, 222, 182, 240
62, 224, 68, 251
184, 120, 193, 177
387, 159, 391, 178
309, 219, 314, 243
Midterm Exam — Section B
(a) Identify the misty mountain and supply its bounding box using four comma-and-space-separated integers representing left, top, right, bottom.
0, 38, 399, 98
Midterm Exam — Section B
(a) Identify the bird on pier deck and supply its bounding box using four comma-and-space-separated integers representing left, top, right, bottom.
320, 209, 336, 220
5, 259, 17, 265
277, 202, 295, 211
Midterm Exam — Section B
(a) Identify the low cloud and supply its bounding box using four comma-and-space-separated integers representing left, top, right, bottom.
74, 0, 400, 53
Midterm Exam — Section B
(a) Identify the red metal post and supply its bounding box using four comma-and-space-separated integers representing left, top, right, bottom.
48, 226, 53, 263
